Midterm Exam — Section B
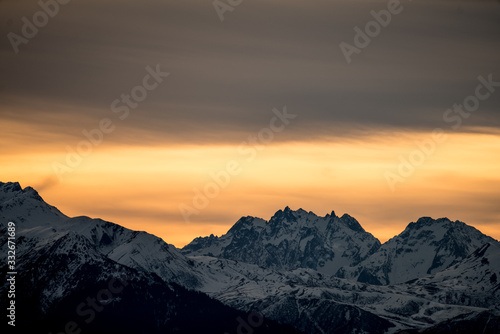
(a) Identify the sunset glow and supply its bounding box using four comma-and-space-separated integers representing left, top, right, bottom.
2, 127, 499, 247
1, 0, 499, 248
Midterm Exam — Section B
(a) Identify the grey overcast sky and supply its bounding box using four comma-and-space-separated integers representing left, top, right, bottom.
1, 0, 499, 147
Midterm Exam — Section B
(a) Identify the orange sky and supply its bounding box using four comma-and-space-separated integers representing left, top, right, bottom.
2, 129, 499, 247
1, 0, 499, 248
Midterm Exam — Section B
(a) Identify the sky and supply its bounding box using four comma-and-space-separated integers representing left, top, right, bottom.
1, 0, 500, 247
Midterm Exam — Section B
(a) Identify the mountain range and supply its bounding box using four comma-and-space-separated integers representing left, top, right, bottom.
1, 181, 499, 333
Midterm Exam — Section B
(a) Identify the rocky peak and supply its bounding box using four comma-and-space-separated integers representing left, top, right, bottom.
182, 207, 380, 275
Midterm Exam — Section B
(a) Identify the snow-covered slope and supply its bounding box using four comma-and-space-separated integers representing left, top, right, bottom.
0, 226, 298, 334
0, 181, 301, 333
181, 207, 500, 332
188, 255, 496, 334
0, 181, 66, 226
0, 181, 201, 289
182, 207, 381, 276
338, 217, 500, 285
2, 181, 500, 334
401, 242, 500, 310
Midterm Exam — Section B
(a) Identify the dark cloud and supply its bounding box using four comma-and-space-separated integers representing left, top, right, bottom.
32, 175, 59, 192
1, 0, 499, 146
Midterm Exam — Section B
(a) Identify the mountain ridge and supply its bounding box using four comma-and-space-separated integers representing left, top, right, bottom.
182, 206, 382, 276
0, 181, 302, 333
183, 206, 499, 286
340, 215, 500, 285
2, 181, 500, 334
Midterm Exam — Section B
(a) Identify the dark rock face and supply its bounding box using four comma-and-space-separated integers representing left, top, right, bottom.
182, 208, 381, 276
261, 296, 395, 334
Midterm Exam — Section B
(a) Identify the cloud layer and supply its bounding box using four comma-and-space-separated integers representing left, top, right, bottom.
1, 0, 499, 148
1, 0, 499, 246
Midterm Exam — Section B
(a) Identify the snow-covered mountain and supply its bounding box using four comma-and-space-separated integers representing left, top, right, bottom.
402, 242, 500, 310
0, 181, 201, 290
182, 207, 381, 275
2, 181, 500, 334
181, 206, 500, 332
183, 209, 499, 287
338, 217, 500, 285
0, 182, 300, 333
190, 255, 498, 334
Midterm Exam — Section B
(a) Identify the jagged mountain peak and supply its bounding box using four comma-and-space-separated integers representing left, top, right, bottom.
268, 207, 364, 233
338, 213, 365, 233
0, 181, 41, 198
268, 207, 361, 229
270, 206, 299, 223
408, 216, 455, 228
415, 216, 443, 224
0, 181, 33, 202
2, 181, 500, 333
0, 180, 203, 290
182, 207, 380, 275
340, 216, 500, 285
397, 216, 494, 247
227, 215, 266, 233
0, 181, 22, 192
22, 186, 45, 201
0, 181, 48, 203
0, 181, 65, 225
406, 216, 479, 232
